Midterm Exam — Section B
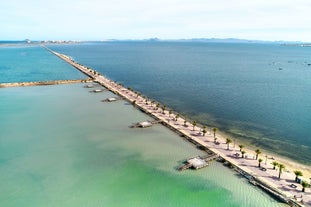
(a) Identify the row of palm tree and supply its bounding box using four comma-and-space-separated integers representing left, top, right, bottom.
270, 161, 285, 179
130, 92, 310, 192
129, 93, 310, 192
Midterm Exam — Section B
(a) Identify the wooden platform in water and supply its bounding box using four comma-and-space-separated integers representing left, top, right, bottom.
130, 120, 163, 128
178, 153, 219, 171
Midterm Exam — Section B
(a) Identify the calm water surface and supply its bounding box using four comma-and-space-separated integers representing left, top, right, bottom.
0, 84, 284, 206
50, 42, 311, 164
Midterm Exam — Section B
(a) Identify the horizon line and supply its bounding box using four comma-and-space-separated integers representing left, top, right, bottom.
1, 37, 310, 44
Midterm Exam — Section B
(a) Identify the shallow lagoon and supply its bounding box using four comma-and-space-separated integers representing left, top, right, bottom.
0, 45, 86, 83
0, 84, 284, 206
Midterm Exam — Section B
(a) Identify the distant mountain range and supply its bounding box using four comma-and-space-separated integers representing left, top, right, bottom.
1, 38, 309, 45
103, 38, 308, 44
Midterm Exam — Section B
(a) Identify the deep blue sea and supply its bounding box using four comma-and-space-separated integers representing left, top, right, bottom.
50, 42, 311, 164
0, 45, 86, 83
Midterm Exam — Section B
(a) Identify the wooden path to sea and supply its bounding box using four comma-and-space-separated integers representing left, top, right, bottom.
178, 153, 219, 171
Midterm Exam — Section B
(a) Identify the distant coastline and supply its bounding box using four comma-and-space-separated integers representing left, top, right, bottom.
1, 38, 310, 45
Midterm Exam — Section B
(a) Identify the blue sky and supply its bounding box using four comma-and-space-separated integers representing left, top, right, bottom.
1, 0, 311, 41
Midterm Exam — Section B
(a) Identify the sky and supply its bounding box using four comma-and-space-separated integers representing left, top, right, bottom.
1, 0, 311, 42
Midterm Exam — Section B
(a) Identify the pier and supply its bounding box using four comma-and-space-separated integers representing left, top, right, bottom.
178, 153, 219, 171
47, 47, 310, 207
130, 120, 163, 128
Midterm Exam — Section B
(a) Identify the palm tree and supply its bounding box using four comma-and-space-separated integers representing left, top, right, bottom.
272, 161, 278, 170
192, 121, 197, 131
202, 126, 207, 136
294, 170, 303, 182
213, 128, 218, 140
183, 120, 187, 126
161, 105, 166, 114
238, 144, 244, 152
255, 149, 261, 160
301, 181, 308, 192
258, 158, 263, 167
241, 150, 246, 158
175, 114, 179, 121
156, 103, 160, 110
226, 138, 232, 150
278, 164, 285, 179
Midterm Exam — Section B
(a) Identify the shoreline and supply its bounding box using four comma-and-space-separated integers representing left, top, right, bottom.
0, 79, 92, 88
48, 47, 310, 206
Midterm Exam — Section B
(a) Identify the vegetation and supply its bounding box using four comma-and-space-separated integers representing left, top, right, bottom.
239, 144, 244, 152
255, 149, 261, 160
278, 164, 285, 179
175, 114, 179, 121
156, 103, 160, 110
301, 181, 309, 192
183, 120, 187, 126
213, 127, 218, 139
202, 126, 207, 136
161, 105, 166, 114
241, 150, 246, 158
272, 161, 278, 170
258, 158, 263, 167
192, 121, 197, 131
226, 138, 232, 150
294, 170, 303, 182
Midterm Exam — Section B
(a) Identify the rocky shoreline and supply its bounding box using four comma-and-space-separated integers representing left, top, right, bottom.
0, 78, 92, 88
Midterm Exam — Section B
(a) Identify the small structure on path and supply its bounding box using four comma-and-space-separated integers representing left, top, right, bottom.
130, 120, 162, 128
188, 157, 208, 169
84, 84, 95, 88
90, 89, 104, 93
178, 153, 218, 171
102, 97, 120, 102
137, 121, 153, 128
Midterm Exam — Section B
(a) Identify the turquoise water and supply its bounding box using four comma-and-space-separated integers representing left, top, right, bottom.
0, 45, 86, 83
50, 42, 311, 164
0, 84, 284, 206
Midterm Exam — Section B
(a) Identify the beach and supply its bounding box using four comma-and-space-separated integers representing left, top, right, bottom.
51, 48, 311, 206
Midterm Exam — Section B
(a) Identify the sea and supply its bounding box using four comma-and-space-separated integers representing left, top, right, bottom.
1, 41, 308, 206
48, 41, 311, 164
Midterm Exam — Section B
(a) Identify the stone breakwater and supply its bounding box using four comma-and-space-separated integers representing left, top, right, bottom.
0, 79, 92, 88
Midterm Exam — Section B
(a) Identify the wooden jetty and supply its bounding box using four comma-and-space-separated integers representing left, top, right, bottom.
178, 153, 219, 171
101, 97, 123, 102
90, 89, 105, 93
130, 120, 162, 128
